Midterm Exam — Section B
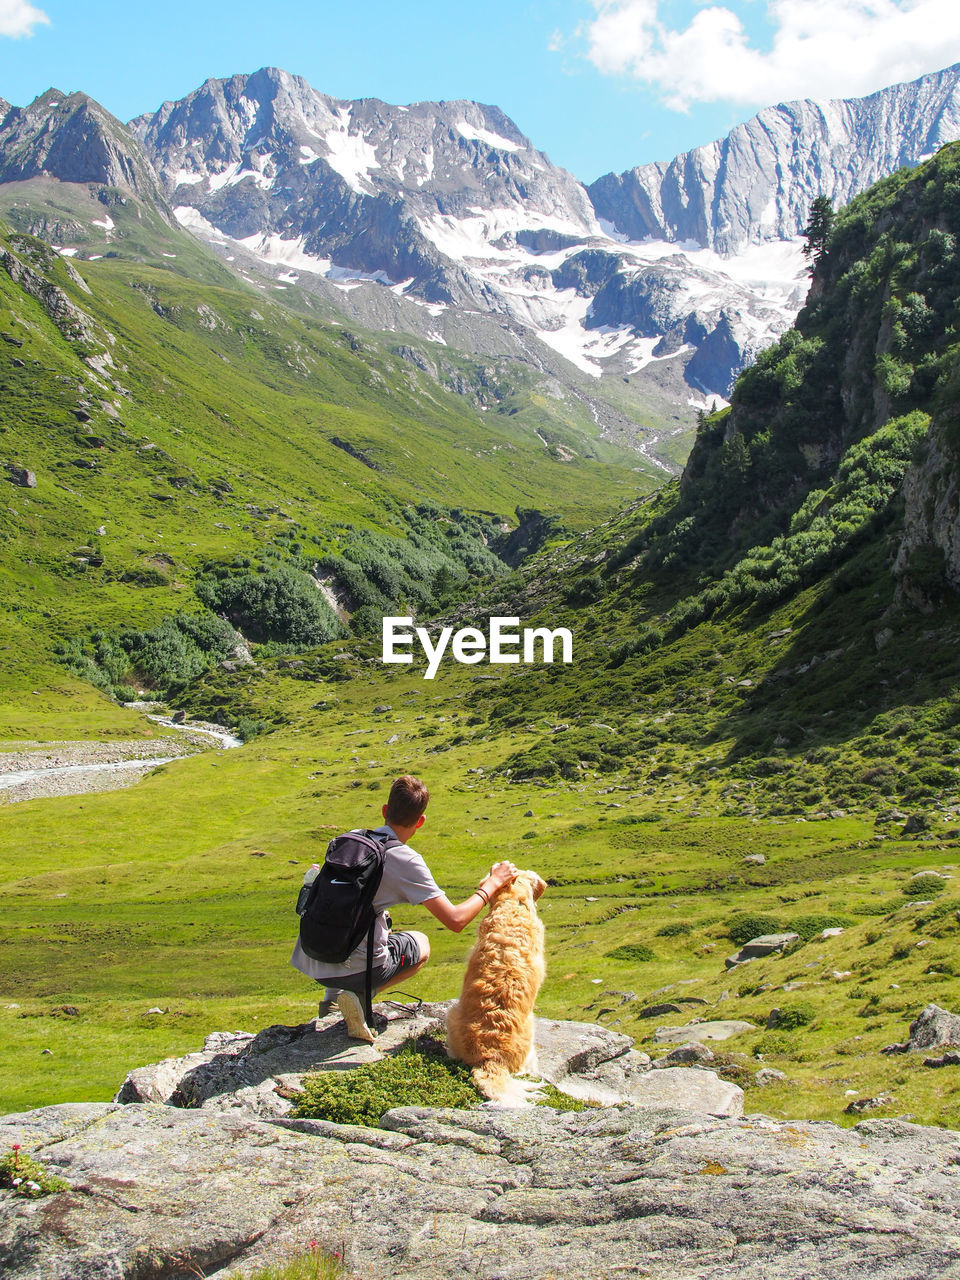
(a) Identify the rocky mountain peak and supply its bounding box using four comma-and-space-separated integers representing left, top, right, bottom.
0, 87, 169, 211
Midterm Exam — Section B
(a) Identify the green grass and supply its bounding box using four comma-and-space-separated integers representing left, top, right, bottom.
2, 651, 959, 1128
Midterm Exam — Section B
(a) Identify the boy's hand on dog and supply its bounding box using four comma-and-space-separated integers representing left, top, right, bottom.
485, 861, 519, 892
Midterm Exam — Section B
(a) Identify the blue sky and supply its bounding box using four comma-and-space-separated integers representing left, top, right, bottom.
2, 1, 959, 182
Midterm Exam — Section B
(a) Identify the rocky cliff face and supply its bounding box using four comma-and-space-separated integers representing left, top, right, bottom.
589, 63, 960, 255
130, 67, 597, 310
0, 89, 170, 213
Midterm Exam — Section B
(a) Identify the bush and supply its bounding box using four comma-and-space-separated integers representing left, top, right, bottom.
656, 921, 692, 937
726, 913, 782, 946
235, 717, 269, 742
903, 873, 948, 897
752, 1032, 798, 1058
198, 566, 343, 647
605, 943, 656, 962
770, 1001, 816, 1030
293, 1041, 480, 1126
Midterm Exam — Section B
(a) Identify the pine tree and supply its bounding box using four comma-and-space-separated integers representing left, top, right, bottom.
802, 196, 834, 273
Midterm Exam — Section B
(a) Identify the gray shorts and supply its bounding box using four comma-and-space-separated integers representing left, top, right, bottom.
319, 931, 422, 995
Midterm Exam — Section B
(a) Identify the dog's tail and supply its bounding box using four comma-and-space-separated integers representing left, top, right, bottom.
472, 1062, 543, 1108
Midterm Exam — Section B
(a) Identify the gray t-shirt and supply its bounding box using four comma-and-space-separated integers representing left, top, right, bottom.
289, 824, 442, 980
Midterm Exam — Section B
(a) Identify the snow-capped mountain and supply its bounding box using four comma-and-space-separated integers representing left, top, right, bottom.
4, 62, 960, 441
128, 64, 960, 405
589, 64, 960, 255
127, 68, 807, 401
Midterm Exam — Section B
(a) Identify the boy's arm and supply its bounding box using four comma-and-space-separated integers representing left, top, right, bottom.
422, 860, 518, 933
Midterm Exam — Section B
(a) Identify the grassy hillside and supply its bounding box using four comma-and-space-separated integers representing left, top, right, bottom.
0, 218, 650, 735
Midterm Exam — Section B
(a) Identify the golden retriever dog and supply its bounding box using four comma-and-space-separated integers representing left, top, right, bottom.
446, 868, 547, 1106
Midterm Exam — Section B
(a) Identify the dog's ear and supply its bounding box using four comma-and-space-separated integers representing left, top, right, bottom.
518, 871, 546, 901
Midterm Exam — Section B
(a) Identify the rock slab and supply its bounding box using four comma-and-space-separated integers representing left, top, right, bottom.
2, 1103, 960, 1279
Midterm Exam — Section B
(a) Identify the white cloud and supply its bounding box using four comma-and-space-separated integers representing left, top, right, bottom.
581, 0, 960, 111
0, 0, 49, 38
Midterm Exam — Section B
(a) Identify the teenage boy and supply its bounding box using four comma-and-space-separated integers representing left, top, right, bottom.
290, 774, 517, 1041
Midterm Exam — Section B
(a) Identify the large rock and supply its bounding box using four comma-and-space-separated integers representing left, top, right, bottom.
654, 1020, 757, 1045
112, 1006, 740, 1119
2, 1101, 960, 1278
882, 1004, 960, 1055
726, 933, 799, 968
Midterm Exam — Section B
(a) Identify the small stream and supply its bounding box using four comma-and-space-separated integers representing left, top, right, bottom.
0, 756, 182, 792
0, 717, 243, 803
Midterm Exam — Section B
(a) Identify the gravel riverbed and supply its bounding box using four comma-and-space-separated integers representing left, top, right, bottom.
0, 722, 240, 804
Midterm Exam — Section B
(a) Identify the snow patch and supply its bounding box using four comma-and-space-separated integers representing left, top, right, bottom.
628, 340, 694, 374
597, 217, 628, 242
91, 214, 115, 231
323, 107, 381, 193
174, 206, 228, 240
173, 169, 205, 186
206, 159, 276, 193
688, 392, 731, 411
455, 121, 521, 152
54, 247, 78, 257
235, 232, 332, 274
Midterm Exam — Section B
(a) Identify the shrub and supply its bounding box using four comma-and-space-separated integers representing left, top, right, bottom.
770, 1001, 816, 1030
605, 943, 656, 962
786, 914, 853, 940
198, 566, 343, 647
656, 921, 692, 937
726, 913, 782, 946
293, 1041, 480, 1126
235, 717, 269, 742
903, 874, 948, 897
752, 1032, 798, 1058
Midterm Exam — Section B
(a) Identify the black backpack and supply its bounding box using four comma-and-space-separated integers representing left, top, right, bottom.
297, 829, 400, 1024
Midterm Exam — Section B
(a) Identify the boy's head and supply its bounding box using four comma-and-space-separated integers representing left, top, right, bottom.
383, 774, 429, 831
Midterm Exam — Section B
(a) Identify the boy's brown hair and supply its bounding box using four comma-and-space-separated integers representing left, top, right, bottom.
385, 775, 430, 827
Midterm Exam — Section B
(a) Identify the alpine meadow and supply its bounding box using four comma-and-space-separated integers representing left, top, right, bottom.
4, 57, 960, 1278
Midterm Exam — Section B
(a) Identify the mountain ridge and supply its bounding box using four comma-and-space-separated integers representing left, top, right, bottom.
589, 63, 960, 254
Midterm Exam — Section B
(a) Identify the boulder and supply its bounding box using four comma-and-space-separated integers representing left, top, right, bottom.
742, 854, 766, 865
882, 1004, 960, 1055
726, 933, 799, 968
639, 1001, 686, 1018
6, 464, 36, 488
653, 1020, 757, 1044
2, 1099, 959, 1278
755, 1068, 786, 1085
652, 1042, 715, 1068
844, 1093, 896, 1115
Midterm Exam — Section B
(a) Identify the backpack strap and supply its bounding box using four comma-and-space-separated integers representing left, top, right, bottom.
363, 830, 402, 1027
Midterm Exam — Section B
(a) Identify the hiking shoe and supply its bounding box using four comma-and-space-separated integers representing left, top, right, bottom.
318, 987, 342, 1018
337, 990, 377, 1043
